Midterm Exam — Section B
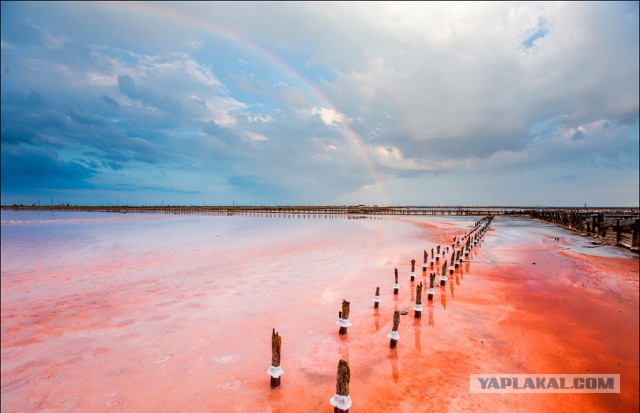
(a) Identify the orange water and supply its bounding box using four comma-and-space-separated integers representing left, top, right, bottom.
1, 213, 637, 412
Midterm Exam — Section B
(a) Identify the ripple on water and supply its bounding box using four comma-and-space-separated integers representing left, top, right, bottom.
212, 355, 238, 364
104, 392, 124, 408
220, 379, 245, 391
155, 355, 171, 364
1, 378, 30, 393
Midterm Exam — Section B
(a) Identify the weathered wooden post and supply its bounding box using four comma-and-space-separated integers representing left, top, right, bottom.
393, 268, 399, 295
329, 359, 351, 413
410, 259, 416, 281
337, 299, 351, 335
633, 219, 640, 250
414, 281, 423, 318
430, 248, 435, 268
436, 245, 441, 262
439, 261, 448, 286
388, 310, 400, 349
422, 250, 428, 273
373, 286, 380, 309
268, 328, 283, 388
449, 252, 455, 275
428, 272, 436, 300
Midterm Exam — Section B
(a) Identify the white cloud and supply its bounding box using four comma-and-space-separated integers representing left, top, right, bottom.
305, 107, 346, 126
244, 131, 268, 142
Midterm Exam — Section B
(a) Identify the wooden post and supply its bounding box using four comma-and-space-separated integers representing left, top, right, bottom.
423, 250, 428, 272
430, 248, 435, 267
268, 328, 283, 388
388, 310, 400, 349
329, 359, 351, 412
410, 259, 416, 281
414, 281, 423, 318
439, 260, 448, 286
373, 286, 380, 309
393, 268, 399, 295
449, 252, 455, 275
436, 245, 441, 262
338, 299, 351, 335
428, 273, 436, 300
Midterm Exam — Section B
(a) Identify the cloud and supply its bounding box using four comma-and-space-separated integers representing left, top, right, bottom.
306, 107, 346, 127
1, 145, 96, 190
1, 2, 637, 205
117, 74, 182, 114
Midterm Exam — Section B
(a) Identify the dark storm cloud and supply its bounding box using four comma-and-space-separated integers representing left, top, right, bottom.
1, 146, 95, 190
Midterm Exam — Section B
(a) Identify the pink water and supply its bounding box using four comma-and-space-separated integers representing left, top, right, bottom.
1, 211, 638, 412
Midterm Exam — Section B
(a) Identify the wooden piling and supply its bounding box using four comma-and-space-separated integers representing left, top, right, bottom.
428, 273, 436, 300
373, 286, 380, 309
423, 250, 428, 271
440, 261, 448, 286
414, 282, 423, 318
393, 268, 399, 295
388, 310, 400, 349
410, 259, 416, 281
269, 328, 283, 388
338, 300, 351, 335
329, 359, 351, 412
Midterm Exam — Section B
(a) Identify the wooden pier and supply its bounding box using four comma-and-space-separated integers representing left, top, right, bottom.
3, 204, 638, 251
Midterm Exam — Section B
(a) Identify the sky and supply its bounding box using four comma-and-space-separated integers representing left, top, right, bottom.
1, 1, 638, 207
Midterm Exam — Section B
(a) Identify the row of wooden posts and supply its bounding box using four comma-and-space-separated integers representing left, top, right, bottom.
529, 210, 640, 251
268, 216, 495, 412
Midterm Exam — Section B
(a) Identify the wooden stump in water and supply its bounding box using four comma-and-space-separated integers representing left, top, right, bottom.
269, 328, 282, 388
329, 359, 352, 413
338, 300, 351, 335
373, 286, 380, 309
440, 260, 448, 286
423, 250, 428, 271
388, 310, 401, 349
410, 259, 416, 281
428, 273, 436, 300
393, 268, 399, 295
414, 281, 423, 318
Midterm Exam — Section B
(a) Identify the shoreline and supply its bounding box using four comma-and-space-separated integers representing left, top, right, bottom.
3, 206, 638, 253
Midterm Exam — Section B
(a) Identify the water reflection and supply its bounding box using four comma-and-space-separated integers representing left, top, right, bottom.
389, 350, 399, 383
428, 301, 435, 327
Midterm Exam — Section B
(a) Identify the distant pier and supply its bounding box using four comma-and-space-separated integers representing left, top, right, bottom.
3, 204, 638, 251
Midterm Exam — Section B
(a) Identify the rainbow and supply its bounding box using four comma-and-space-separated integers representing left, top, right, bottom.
97, 1, 388, 202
